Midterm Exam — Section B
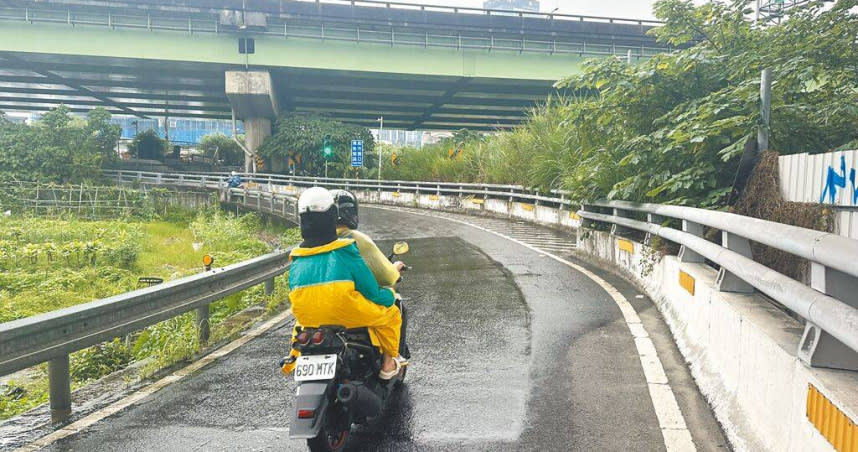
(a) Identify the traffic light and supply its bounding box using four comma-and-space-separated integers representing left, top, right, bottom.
322, 135, 333, 159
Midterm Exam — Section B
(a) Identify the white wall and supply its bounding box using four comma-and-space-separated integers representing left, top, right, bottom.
779, 150, 858, 239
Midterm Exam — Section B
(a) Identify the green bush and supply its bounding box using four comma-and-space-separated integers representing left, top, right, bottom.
385, 1, 858, 207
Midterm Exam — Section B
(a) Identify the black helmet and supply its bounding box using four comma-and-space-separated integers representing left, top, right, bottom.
331, 189, 359, 230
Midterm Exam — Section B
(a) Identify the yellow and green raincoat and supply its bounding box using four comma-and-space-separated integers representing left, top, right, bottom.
287, 239, 401, 359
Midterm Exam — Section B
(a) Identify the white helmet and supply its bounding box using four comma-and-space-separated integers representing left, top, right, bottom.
231, 171, 237, 176
298, 187, 335, 214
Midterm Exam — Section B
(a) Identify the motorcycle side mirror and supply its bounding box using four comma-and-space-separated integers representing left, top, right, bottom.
392, 241, 409, 256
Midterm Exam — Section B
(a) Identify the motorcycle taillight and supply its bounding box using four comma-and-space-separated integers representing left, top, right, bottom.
296, 331, 310, 345
311, 330, 325, 345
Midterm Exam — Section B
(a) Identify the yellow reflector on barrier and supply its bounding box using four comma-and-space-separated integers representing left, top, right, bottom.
617, 239, 634, 254
570, 212, 581, 220
472, 198, 485, 205
679, 271, 695, 296
392, 192, 400, 197
520, 203, 535, 211
808, 384, 858, 452
429, 195, 439, 201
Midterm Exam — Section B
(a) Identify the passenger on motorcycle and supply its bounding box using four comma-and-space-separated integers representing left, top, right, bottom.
287, 187, 406, 380
330, 189, 404, 286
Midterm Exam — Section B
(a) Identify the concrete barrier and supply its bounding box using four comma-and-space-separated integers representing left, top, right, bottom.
577, 230, 858, 452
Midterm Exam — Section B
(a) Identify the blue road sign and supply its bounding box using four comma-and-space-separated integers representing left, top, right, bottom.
351, 140, 364, 167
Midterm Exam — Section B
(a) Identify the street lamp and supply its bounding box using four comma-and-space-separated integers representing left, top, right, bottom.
377, 116, 384, 183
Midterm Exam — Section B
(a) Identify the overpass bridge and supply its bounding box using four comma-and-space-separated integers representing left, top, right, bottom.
0, 0, 669, 134
3, 171, 858, 452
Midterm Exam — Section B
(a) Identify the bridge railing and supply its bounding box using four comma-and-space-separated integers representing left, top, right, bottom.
109, 169, 858, 371
105, 169, 575, 208
0, 246, 290, 422
579, 201, 858, 371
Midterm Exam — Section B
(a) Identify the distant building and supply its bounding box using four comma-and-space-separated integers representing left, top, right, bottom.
375, 129, 424, 148
483, 0, 540, 12
112, 117, 242, 145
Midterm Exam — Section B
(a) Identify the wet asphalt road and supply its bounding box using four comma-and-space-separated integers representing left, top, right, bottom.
42, 207, 728, 451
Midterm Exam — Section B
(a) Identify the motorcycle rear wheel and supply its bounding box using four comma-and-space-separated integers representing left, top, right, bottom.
307, 406, 351, 452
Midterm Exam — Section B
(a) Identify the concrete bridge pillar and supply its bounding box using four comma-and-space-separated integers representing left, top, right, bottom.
225, 71, 279, 173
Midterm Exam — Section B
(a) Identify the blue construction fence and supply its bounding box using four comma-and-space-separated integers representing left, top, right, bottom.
113, 118, 244, 146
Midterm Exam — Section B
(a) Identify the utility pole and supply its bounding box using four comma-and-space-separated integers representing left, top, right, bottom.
758, 68, 772, 153
377, 116, 384, 183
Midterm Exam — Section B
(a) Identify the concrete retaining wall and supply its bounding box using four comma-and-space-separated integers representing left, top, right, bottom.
354, 189, 583, 230
578, 230, 858, 452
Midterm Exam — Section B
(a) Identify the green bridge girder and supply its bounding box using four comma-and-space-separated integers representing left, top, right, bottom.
0, 3, 663, 130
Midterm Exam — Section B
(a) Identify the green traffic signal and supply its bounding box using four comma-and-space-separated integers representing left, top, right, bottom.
322, 135, 333, 159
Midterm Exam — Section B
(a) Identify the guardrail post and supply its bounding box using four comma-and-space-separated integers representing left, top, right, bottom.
196, 306, 210, 344
678, 220, 705, 263
136, 171, 142, 181
645, 213, 666, 245
264, 277, 275, 295
798, 264, 858, 370
156, 173, 162, 184
715, 232, 755, 293
610, 208, 633, 236
48, 354, 71, 422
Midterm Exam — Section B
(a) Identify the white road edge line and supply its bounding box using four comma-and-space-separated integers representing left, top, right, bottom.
15, 309, 293, 452
368, 205, 697, 452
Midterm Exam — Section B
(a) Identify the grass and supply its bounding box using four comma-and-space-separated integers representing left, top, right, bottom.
0, 207, 299, 420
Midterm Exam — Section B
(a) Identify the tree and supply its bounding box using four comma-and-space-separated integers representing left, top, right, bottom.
0, 105, 103, 183
129, 129, 166, 160
199, 133, 246, 166
86, 108, 122, 162
257, 113, 375, 177
377, 0, 858, 208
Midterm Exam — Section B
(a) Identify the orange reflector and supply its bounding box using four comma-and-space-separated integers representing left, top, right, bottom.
202, 255, 214, 267
679, 270, 695, 296
807, 384, 858, 452
520, 203, 534, 211
617, 239, 634, 254
298, 409, 315, 419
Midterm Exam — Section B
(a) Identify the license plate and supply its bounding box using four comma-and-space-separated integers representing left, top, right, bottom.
293, 354, 337, 382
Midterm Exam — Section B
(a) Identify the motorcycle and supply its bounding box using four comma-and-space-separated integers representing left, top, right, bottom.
285, 241, 411, 452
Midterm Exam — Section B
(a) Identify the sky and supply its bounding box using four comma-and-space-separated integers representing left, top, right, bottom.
389, 0, 691, 20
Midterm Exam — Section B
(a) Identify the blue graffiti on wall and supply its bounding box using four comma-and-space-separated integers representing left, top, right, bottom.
819, 155, 858, 205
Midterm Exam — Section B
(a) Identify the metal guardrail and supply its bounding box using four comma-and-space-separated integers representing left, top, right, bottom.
286, 0, 665, 26
105, 169, 574, 209
109, 169, 858, 370
0, 248, 290, 421
579, 201, 858, 371
114, 170, 858, 366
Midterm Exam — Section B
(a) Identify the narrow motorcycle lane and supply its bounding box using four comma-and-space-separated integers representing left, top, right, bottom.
37, 206, 721, 451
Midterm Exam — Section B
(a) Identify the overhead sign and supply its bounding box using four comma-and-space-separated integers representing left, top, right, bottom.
351, 140, 363, 167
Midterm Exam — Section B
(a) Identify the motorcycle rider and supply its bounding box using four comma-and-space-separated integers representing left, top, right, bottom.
331, 189, 410, 358
330, 189, 404, 286
227, 171, 242, 188
286, 187, 405, 379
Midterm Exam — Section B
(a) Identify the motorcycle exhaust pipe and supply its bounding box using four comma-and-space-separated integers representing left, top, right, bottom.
337, 383, 382, 419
